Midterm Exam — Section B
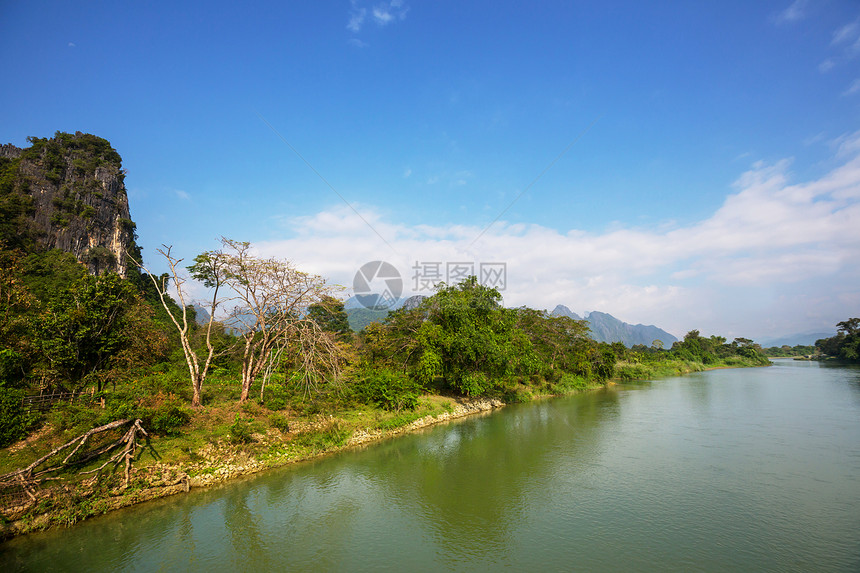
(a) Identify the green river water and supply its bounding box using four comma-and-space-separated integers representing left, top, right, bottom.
2, 359, 859, 572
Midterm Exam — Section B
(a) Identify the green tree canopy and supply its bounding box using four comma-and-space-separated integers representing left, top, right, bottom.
308, 296, 351, 340
37, 273, 139, 392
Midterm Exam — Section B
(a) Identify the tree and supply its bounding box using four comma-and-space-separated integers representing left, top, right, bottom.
817, 318, 860, 361
404, 277, 534, 396
514, 307, 591, 378
837, 318, 860, 336
134, 246, 224, 407
307, 296, 352, 340
0, 246, 36, 387
37, 273, 138, 392
195, 239, 337, 402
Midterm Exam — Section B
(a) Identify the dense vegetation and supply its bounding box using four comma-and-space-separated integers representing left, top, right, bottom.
815, 319, 860, 361
763, 344, 816, 357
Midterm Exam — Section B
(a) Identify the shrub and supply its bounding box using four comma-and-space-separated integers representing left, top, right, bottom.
262, 384, 290, 411
47, 401, 97, 434
148, 404, 191, 436
553, 372, 590, 392
0, 349, 26, 389
269, 412, 290, 433
454, 371, 491, 397
295, 421, 350, 450
228, 414, 255, 444
350, 368, 422, 411
97, 390, 190, 436
0, 388, 36, 448
615, 362, 652, 382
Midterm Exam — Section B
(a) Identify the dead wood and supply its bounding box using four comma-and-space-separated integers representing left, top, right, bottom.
0, 419, 148, 493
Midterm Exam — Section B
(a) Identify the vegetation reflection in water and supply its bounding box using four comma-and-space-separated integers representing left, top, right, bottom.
3, 360, 860, 572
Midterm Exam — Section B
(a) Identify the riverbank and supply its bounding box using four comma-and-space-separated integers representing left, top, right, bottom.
0, 395, 506, 539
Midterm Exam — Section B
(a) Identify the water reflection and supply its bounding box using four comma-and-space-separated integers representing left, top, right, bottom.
338, 389, 623, 567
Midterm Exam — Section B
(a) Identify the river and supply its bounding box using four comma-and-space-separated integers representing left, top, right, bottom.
2, 359, 859, 572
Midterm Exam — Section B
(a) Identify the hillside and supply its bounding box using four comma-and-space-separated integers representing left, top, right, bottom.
0, 132, 136, 276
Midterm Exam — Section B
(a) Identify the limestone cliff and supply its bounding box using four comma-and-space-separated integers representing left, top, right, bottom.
0, 132, 136, 277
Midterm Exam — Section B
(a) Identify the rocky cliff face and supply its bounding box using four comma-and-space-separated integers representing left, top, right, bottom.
0, 132, 136, 277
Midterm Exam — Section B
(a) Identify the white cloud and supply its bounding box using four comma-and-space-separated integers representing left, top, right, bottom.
255, 135, 860, 339
349, 1, 408, 32
373, 5, 394, 25
832, 18, 860, 46
821, 17, 860, 73
67, 42, 76, 48
174, 189, 191, 201
403, 168, 412, 178
818, 58, 835, 73
347, 3, 366, 32
842, 78, 860, 97
774, 0, 808, 25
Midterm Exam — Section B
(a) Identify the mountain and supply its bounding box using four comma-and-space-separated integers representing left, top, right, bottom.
345, 295, 427, 331
551, 304, 582, 321
191, 303, 211, 326
758, 332, 836, 348
0, 132, 137, 277
401, 295, 427, 311
346, 307, 390, 332
550, 307, 678, 348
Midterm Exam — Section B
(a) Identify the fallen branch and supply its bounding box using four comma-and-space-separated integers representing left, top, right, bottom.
81, 420, 148, 485
0, 419, 148, 491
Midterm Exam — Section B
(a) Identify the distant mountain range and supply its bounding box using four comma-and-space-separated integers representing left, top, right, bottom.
757, 331, 836, 348
551, 305, 678, 348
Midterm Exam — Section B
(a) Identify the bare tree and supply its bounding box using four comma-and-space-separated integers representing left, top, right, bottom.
132, 246, 223, 407
195, 238, 337, 402
287, 319, 349, 399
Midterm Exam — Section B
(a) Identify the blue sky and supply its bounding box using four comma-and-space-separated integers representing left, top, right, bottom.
2, 0, 860, 340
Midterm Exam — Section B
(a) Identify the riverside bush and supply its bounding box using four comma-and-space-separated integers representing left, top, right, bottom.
262, 384, 290, 411
553, 373, 590, 392
616, 362, 652, 381
148, 404, 191, 436
269, 412, 290, 432
228, 414, 256, 444
0, 388, 36, 448
351, 367, 422, 411
295, 421, 350, 450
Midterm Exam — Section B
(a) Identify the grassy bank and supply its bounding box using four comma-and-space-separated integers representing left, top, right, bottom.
0, 389, 498, 538
614, 356, 769, 382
